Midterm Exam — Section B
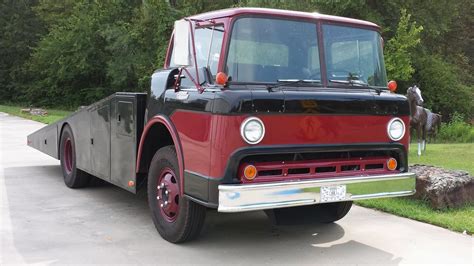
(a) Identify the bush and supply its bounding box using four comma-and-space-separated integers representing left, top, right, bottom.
436, 113, 474, 143
414, 55, 473, 121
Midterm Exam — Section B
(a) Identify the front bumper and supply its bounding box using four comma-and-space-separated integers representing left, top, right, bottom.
218, 172, 415, 212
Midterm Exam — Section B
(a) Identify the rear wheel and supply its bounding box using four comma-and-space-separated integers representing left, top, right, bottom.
59, 125, 91, 188
147, 145, 206, 243
266, 201, 352, 225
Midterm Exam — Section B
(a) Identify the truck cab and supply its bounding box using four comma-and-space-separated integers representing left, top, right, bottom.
144, 8, 413, 207
28, 8, 415, 243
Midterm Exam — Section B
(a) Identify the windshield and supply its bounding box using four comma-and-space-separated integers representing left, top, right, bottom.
323, 24, 387, 87
226, 17, 320, 83
225, 17, 387, 88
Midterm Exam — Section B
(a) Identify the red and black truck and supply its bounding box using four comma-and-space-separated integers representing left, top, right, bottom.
28, 8, 415, 243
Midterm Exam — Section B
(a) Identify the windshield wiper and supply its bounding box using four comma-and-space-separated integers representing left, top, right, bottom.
266, 79, 321, 92
329, 79, 381, 94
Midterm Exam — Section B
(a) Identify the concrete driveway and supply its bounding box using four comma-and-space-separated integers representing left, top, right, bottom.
1, 112, 472, 265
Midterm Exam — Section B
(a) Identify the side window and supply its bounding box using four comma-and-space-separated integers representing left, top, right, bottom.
194, 25, 224, 76
169, 25, 224, 77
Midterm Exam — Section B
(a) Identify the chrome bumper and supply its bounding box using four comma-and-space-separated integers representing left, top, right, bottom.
218, 172, 416, 213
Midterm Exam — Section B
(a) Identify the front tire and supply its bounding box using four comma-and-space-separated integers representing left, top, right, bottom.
266, 201, 353, 225
59, 125, 91, 188
147, 145, 206, 243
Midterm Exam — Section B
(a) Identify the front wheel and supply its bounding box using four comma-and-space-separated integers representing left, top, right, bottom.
147, 145, 206, 243
266, 201, 353, 225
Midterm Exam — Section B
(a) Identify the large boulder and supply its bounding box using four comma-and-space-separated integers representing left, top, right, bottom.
410, 164, 474, 209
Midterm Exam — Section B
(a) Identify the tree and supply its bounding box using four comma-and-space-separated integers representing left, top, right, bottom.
384, 9, 423, 82
0, 0, 471, 120
0, 0, 44, 102
27, 0, 141, 106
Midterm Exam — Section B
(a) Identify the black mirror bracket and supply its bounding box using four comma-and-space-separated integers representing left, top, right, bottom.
173, 67, 184, 92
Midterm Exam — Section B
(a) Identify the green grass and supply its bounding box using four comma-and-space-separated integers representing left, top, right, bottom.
408, 143, 474, 174
0, 104, 70, 124
358, 143, 474, 234
357, 197, 473, 234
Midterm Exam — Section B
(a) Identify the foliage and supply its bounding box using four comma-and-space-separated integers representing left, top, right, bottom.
436, 113, 474, 143
414, 55, 473, 121
0, 0, 472, 120
384, 9, 423, 81
0, 0, 44, 102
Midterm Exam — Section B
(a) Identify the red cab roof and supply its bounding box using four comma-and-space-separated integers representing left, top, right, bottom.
189, 7, 380, 30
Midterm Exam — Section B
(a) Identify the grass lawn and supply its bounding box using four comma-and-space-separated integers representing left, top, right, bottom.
0, 104, 71, 124
357, 143, 474, 234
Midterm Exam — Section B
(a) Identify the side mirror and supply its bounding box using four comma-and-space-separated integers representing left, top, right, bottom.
173, 20, 193, 66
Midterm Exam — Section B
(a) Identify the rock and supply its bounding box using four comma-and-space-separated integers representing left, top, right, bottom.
29, 108, 48, 116
410, 164, 474, 209
20, 108, 47, 116
77, 106, 87, 111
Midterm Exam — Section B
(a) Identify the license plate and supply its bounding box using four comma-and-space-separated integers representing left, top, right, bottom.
320, 185, 347, 202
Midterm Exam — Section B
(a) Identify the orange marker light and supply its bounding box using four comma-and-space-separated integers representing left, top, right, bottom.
216, 72, 228, 85
243, 165, 257, 180
388, 80, 397, 92
387, 158, 397, 171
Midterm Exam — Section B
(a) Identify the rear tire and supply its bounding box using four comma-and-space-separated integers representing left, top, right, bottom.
147, 145, 206, 243
266, 201, 352, 225
59, 125, 91, 188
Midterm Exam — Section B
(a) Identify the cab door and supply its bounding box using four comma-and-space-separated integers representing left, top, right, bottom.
162, 24, 224, 201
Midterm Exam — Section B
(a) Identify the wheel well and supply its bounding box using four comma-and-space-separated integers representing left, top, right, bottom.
138, 123, 174, 174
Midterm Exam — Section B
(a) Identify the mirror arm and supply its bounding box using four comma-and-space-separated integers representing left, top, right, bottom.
173, 67, 184, 92
180, 67, 204, 93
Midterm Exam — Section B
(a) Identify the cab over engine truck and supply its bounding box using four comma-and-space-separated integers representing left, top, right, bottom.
28, 8, 416, 243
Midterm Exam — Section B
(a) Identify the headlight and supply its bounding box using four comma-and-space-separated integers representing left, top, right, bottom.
387, 118, 405, 141
240, 117, 265, 144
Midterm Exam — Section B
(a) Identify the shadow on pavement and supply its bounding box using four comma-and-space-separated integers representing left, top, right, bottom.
3, 165, 401, 265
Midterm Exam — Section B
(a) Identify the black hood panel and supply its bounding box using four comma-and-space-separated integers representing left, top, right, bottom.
212, 87, 410, 116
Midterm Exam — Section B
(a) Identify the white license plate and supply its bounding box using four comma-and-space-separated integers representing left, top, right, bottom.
320, 185, 347, 202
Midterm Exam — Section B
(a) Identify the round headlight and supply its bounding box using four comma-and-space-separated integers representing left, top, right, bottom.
387, 118, 405, 141
240, 117, 265, 144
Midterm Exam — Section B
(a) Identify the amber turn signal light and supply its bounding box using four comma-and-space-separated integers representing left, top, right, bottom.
388, 80, 397, 92
216, 72, 228, 85
387, 158, 398, 171
243, 165, 257, 180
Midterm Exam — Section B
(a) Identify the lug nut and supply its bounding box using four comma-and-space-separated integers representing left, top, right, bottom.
156, 196, 160, 200
165, 190, 169, 195
160, 203, 164, 207
164, 201, 168, 205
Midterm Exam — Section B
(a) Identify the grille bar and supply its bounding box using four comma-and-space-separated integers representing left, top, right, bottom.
239, 156, 396, 183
